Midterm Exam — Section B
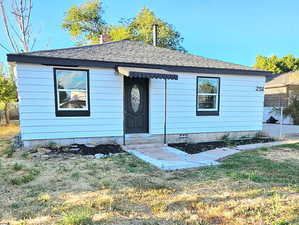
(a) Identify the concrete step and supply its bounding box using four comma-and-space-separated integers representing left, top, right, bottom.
124, 135, 163, 145
123, 143, 166, 151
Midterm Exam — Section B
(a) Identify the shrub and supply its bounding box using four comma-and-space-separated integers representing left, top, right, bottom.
283, 97, 299, 125
254, 131, 267, 139
37, 193, 51, 203
71, 172, 80, 180
12, 162, 24, 171
47, 141, 57, 149
220, 134, 230, 141
9, 168, 40, 185
58, 208, 93, 225
4, 145, 15, 158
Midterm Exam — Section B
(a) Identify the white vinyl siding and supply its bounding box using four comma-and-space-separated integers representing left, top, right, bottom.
150, 73, 265, 134
16, 63, 265, 141
16, 64, 123, 140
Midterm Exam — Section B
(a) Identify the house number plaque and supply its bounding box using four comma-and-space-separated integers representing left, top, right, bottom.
256, 86, 264, 91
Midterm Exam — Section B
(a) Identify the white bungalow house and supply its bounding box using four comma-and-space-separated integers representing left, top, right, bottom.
7, 40, 270, 148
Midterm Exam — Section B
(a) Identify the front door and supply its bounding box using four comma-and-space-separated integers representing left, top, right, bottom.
124, 77, 149, 134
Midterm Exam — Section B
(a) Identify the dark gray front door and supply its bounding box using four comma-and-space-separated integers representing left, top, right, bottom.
124, 77, 149, 134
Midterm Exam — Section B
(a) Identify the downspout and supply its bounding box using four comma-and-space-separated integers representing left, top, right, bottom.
123, 76, 126, 146
164, 78, 167, 145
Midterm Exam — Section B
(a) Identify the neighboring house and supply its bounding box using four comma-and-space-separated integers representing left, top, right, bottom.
7, 40, 270, 148
264, 71, 299, 124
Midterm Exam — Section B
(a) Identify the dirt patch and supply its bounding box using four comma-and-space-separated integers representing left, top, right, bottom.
169, 138, 274, 154
47, 143, 125, 156
263, 148, 299, 163
0, 124, 19, 140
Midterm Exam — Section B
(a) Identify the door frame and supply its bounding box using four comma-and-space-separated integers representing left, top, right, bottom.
123, 77, 149, 134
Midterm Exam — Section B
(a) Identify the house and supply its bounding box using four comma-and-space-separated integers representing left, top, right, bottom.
264, 71, 299, 124
7, 40, 270, 148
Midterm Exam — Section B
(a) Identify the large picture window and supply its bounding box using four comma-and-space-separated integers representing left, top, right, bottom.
196, 76, 220, 116
54, 68, 90, 117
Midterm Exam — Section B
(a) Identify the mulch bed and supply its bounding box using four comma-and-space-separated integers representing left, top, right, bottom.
169, 138, 274, 154
48, 144, 125, 155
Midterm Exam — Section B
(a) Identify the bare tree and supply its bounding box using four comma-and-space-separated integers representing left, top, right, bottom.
0, 0, 35, 53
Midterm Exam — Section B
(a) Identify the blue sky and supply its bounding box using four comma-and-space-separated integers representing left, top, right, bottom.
0, 0, 298, 66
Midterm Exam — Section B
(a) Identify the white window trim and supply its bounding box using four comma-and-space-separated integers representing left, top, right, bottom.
55, 70, 89, 111
197, 93, 218, 111
197, 77, 220, 112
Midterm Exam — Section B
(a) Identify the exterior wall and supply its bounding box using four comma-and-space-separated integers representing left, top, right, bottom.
16, 63, 265, 147
150, 73, 265, 135
16, 63, 123, 143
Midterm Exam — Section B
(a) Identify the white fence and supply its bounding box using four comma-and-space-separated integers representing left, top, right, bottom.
263, 107, 293, 125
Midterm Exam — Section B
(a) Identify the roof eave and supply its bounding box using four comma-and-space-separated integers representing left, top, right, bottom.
7, 54, 272, 76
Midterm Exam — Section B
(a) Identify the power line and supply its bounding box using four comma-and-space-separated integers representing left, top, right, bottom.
0, 42, 10, 52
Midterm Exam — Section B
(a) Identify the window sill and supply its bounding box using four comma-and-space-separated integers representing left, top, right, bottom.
56, 110, 90, 117
196, 111, 219, 116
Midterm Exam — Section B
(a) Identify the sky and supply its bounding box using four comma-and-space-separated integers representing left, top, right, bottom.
0, 0, 299, 67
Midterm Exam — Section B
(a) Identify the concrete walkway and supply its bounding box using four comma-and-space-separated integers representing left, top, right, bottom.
125, 144, 219, 171
124, 139, 299, 171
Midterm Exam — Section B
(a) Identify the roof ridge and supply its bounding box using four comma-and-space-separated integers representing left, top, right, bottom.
131, 40, 260, 71
17, 39, 131, 55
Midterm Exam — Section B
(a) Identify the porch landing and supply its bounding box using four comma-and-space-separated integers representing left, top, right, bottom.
123, 144, 219, 171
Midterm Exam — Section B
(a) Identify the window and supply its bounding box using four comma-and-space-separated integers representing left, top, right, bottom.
196, 76, 220, 116
54, 68, 90, 117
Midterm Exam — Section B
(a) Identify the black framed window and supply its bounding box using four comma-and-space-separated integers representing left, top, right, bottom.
54, 68, 90, 117
196, 76, 220, 116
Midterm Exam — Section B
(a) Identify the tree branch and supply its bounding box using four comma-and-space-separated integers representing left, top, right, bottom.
0, 0, 19, 52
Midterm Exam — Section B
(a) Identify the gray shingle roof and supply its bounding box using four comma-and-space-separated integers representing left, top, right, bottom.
266, 71, 299, 87
12, 40, 261, 71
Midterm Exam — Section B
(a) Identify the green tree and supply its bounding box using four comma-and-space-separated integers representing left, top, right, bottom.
62, 1, 185, 51
109, 24, 131, 41
0, 65, 17, 125
254, 54, 299, 74
114, 8, 185, 51
62, 0, 107, 44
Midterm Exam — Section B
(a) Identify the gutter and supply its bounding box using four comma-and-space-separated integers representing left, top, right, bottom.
7, 54, 272, 76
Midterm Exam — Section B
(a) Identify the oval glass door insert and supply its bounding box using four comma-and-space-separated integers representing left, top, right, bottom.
131, 84, 140, 113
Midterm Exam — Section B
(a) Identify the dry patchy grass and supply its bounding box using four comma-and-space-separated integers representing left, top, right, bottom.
0, 122, 20, 139
0, 130, 298, 225
263, 147, 299, 163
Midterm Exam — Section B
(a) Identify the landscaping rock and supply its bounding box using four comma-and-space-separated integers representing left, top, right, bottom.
85, 144, 96, 148
37, 148, 52, 154
68, 147, 80, 151
40, 154, 50, 159
95, 153, 104, 159
83, 155, 95, 159
31, 152, 42, 158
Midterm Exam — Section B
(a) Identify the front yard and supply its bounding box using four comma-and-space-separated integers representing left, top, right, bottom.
0, 125, 299, 225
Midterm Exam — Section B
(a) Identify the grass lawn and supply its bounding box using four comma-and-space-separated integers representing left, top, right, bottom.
0, 125, 298, 225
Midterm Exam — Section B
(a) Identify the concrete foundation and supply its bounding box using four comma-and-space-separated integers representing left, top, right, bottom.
22, 130, 260, 150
